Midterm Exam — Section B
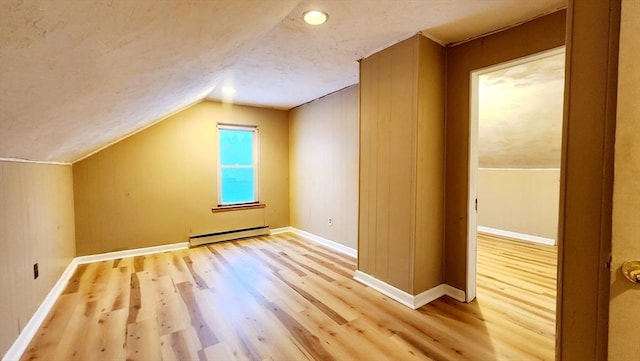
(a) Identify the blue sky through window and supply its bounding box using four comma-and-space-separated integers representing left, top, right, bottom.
219, 129, 254, 166
219, 127, 256, 204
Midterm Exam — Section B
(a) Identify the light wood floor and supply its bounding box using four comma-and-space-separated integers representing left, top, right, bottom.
22, 232, 557, 361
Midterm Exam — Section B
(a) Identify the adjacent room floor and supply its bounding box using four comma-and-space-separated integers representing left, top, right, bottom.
21, 232, 557, 361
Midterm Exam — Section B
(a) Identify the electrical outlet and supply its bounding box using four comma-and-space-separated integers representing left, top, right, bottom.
328, 217, 333, 226
33, 263, 39, 279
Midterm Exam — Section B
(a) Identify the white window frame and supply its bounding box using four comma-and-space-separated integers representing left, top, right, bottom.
217, 124, 259, 206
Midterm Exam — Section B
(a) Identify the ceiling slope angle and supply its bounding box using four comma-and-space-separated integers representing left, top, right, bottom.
0, 0, 566, 163
0, 0, 300, 163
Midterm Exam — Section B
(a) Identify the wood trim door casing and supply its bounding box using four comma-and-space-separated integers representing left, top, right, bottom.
445, 10, 567, 292
556, 0, 621, 360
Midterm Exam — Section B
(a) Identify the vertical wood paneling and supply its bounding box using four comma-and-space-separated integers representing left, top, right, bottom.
288, 85, 359, 251
413, 36, 446, 293
341, 89, 360, 250
358, 59, 375, 270
375, 47, 392, 283
386, 39, 417, 292
359, 35, 445, 295
0, 161, 75, 357
358, 61, 371, 272
360, 54, 381, 272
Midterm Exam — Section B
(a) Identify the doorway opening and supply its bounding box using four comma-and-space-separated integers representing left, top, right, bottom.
468, 47, 565, 356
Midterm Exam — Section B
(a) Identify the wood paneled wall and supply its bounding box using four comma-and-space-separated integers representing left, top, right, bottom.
445, 11, 566, 291
359, 35, 445, 295
414, 36, 446, 293
0, 161, 76, 357
289, 85, 359, 249
73, 101, 290, 256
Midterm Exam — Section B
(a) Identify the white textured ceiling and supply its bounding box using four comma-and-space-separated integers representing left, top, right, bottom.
479, 51, 565, 168
0, 0, 566, 163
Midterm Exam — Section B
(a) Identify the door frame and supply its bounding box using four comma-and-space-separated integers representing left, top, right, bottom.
556, 1, 620, 358
467, 46, 566, 302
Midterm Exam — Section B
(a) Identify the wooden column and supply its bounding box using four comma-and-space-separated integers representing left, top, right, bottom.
357, 34, 445, 303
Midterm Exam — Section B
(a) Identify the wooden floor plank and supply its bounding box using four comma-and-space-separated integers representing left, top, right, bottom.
125, 318, 163, 361
21, 232, 557, 360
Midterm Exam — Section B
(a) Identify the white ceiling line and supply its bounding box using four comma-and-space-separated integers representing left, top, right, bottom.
0, 157, 71, 166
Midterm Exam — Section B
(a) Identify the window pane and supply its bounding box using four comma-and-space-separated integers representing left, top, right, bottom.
220, 167, 255, 204
219, 129, 254, 166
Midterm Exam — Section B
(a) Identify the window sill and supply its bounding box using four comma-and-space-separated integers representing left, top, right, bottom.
211, 203, 266, 213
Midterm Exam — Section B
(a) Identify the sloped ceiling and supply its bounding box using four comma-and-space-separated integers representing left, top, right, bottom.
0, 0, 565, 163
479, 51, 565, 169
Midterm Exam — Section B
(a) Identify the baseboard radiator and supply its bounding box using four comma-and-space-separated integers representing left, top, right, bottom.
189, 226, 270, 247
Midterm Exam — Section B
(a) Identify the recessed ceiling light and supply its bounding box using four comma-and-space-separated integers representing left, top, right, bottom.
303, 10, 328, 25
221, 86, 236, 95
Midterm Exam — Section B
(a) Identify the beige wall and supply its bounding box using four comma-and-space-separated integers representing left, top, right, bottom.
609, 0, 640, 359
73, 101, 289, 256
359, 35, 445, 294
289, 86, 359, 249
0, 160, 76, 356
445, 10, 566, 290
478, 168, 560, 240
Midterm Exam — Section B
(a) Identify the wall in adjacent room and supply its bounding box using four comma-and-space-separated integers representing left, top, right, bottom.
289, 85, 359, 250
477, 168, 560, 240
0, 160, 76, 357
445, 10, 566, 290
73, 101, 289, 256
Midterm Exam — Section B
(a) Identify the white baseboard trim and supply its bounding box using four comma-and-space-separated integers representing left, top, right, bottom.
3, 259, 77, 361
442, 284, 467, 302
278, 227, 357, 258
190, 227, 270, 247
478, 226, 556, 246
3, 241, 189, 361
354, 270, 418, 309
74, 242, 189, 264
270, 226, 294, 235
353, 270, 466, 309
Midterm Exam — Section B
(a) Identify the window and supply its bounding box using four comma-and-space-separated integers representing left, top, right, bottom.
217, 124, 258, 205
